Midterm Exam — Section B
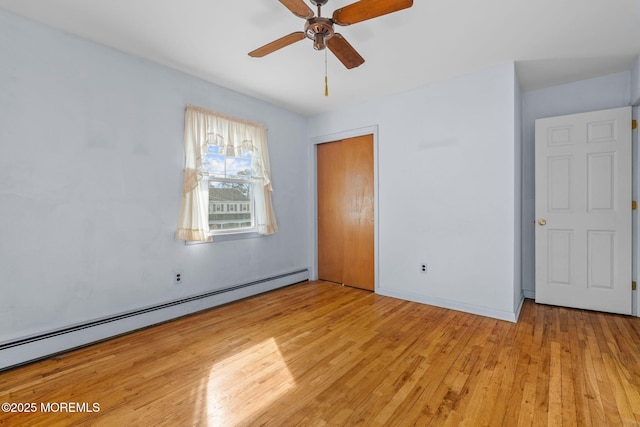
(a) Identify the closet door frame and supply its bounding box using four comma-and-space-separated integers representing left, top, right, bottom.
310, 125, 379, 291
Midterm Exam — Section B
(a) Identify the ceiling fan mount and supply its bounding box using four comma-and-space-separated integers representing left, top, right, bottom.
248, 0, 414, 70
304, 17, 334, 51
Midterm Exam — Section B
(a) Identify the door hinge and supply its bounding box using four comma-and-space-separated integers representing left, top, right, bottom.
633, 119, 637, 130
633, 200, 637, 211
633, 281, 637, 291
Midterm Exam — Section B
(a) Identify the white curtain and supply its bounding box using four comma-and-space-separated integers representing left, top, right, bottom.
176, 105, 278, 242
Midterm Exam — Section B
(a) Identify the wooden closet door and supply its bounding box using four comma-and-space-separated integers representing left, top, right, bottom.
317, 134, 374, 291
341, 135, 374, 290
317, 140, 345, 284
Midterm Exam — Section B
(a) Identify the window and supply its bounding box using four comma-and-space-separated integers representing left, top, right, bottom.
176, 105, 278, 243
202, 145, 255, 233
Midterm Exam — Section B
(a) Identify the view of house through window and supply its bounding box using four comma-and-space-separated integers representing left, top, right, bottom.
203, 144, 254, 232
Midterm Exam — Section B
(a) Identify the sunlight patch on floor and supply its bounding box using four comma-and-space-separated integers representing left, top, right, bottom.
205, 337, 296, 425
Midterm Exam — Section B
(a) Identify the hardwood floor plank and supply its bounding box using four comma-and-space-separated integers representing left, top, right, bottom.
1, 281, 640, 426
566, 309, 592, 427
547, 341, 563, 426
502, 306, 536, 426
533, 305, 553, 426
559, 310, 578, 427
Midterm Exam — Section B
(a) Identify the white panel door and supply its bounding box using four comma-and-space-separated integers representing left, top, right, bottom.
535, 106, 632, 314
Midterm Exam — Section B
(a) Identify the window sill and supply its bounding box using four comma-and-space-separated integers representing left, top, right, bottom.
185, 229, 261, 245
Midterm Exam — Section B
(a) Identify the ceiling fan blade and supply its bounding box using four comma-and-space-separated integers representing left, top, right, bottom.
279, 0, 315, 19
248, 32, 306, 57
332, 0, 413, 26
327, 34, 365, 69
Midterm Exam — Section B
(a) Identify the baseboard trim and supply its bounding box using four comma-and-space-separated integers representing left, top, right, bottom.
0, 269, 309, 371
377, 287, 521, 323
513, 293, 525, 322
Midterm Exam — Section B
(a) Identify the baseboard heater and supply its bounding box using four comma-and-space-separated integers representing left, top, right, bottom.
0, 268, 309, 371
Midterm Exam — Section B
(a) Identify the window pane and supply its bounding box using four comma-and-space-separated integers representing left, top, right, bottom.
203, 146, 225, 177
225, 155, 251, 179
202, 145, 252, 179
208, 181, 252, 231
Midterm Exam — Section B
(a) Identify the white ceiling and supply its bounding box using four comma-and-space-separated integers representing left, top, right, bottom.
2, 0, 640, 116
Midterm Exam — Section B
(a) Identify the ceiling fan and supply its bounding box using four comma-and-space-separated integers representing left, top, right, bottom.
248, 0, 414, 69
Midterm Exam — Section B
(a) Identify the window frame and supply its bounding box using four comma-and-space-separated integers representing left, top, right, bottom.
202, 173, 257, 237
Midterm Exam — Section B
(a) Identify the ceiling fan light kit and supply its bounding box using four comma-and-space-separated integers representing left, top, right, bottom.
249, 0, 414, 70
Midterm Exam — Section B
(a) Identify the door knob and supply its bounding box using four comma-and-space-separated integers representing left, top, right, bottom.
538, 219, 547, 226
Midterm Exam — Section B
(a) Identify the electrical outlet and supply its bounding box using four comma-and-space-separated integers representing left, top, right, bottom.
420, 264, 427, 273
175, 272, 183, 285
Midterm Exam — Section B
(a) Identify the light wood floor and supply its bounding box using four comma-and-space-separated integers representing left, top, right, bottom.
2, 281, 640, 426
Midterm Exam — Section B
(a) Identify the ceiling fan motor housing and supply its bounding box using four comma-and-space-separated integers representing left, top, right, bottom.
305, 17, 334, 50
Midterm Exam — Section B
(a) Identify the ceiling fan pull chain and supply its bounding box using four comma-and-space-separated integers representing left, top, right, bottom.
324, 48, 329, 97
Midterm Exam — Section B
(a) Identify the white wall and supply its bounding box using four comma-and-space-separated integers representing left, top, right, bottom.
521, 72, 632, 298
514, 71, 523, 314
0, 10, 310, 345
632, 56, 640, 104
308, 63, 521, 321
632, 104, 639, 318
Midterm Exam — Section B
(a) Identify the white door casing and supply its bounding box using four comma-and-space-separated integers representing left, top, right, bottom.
535, 107, 632, 314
